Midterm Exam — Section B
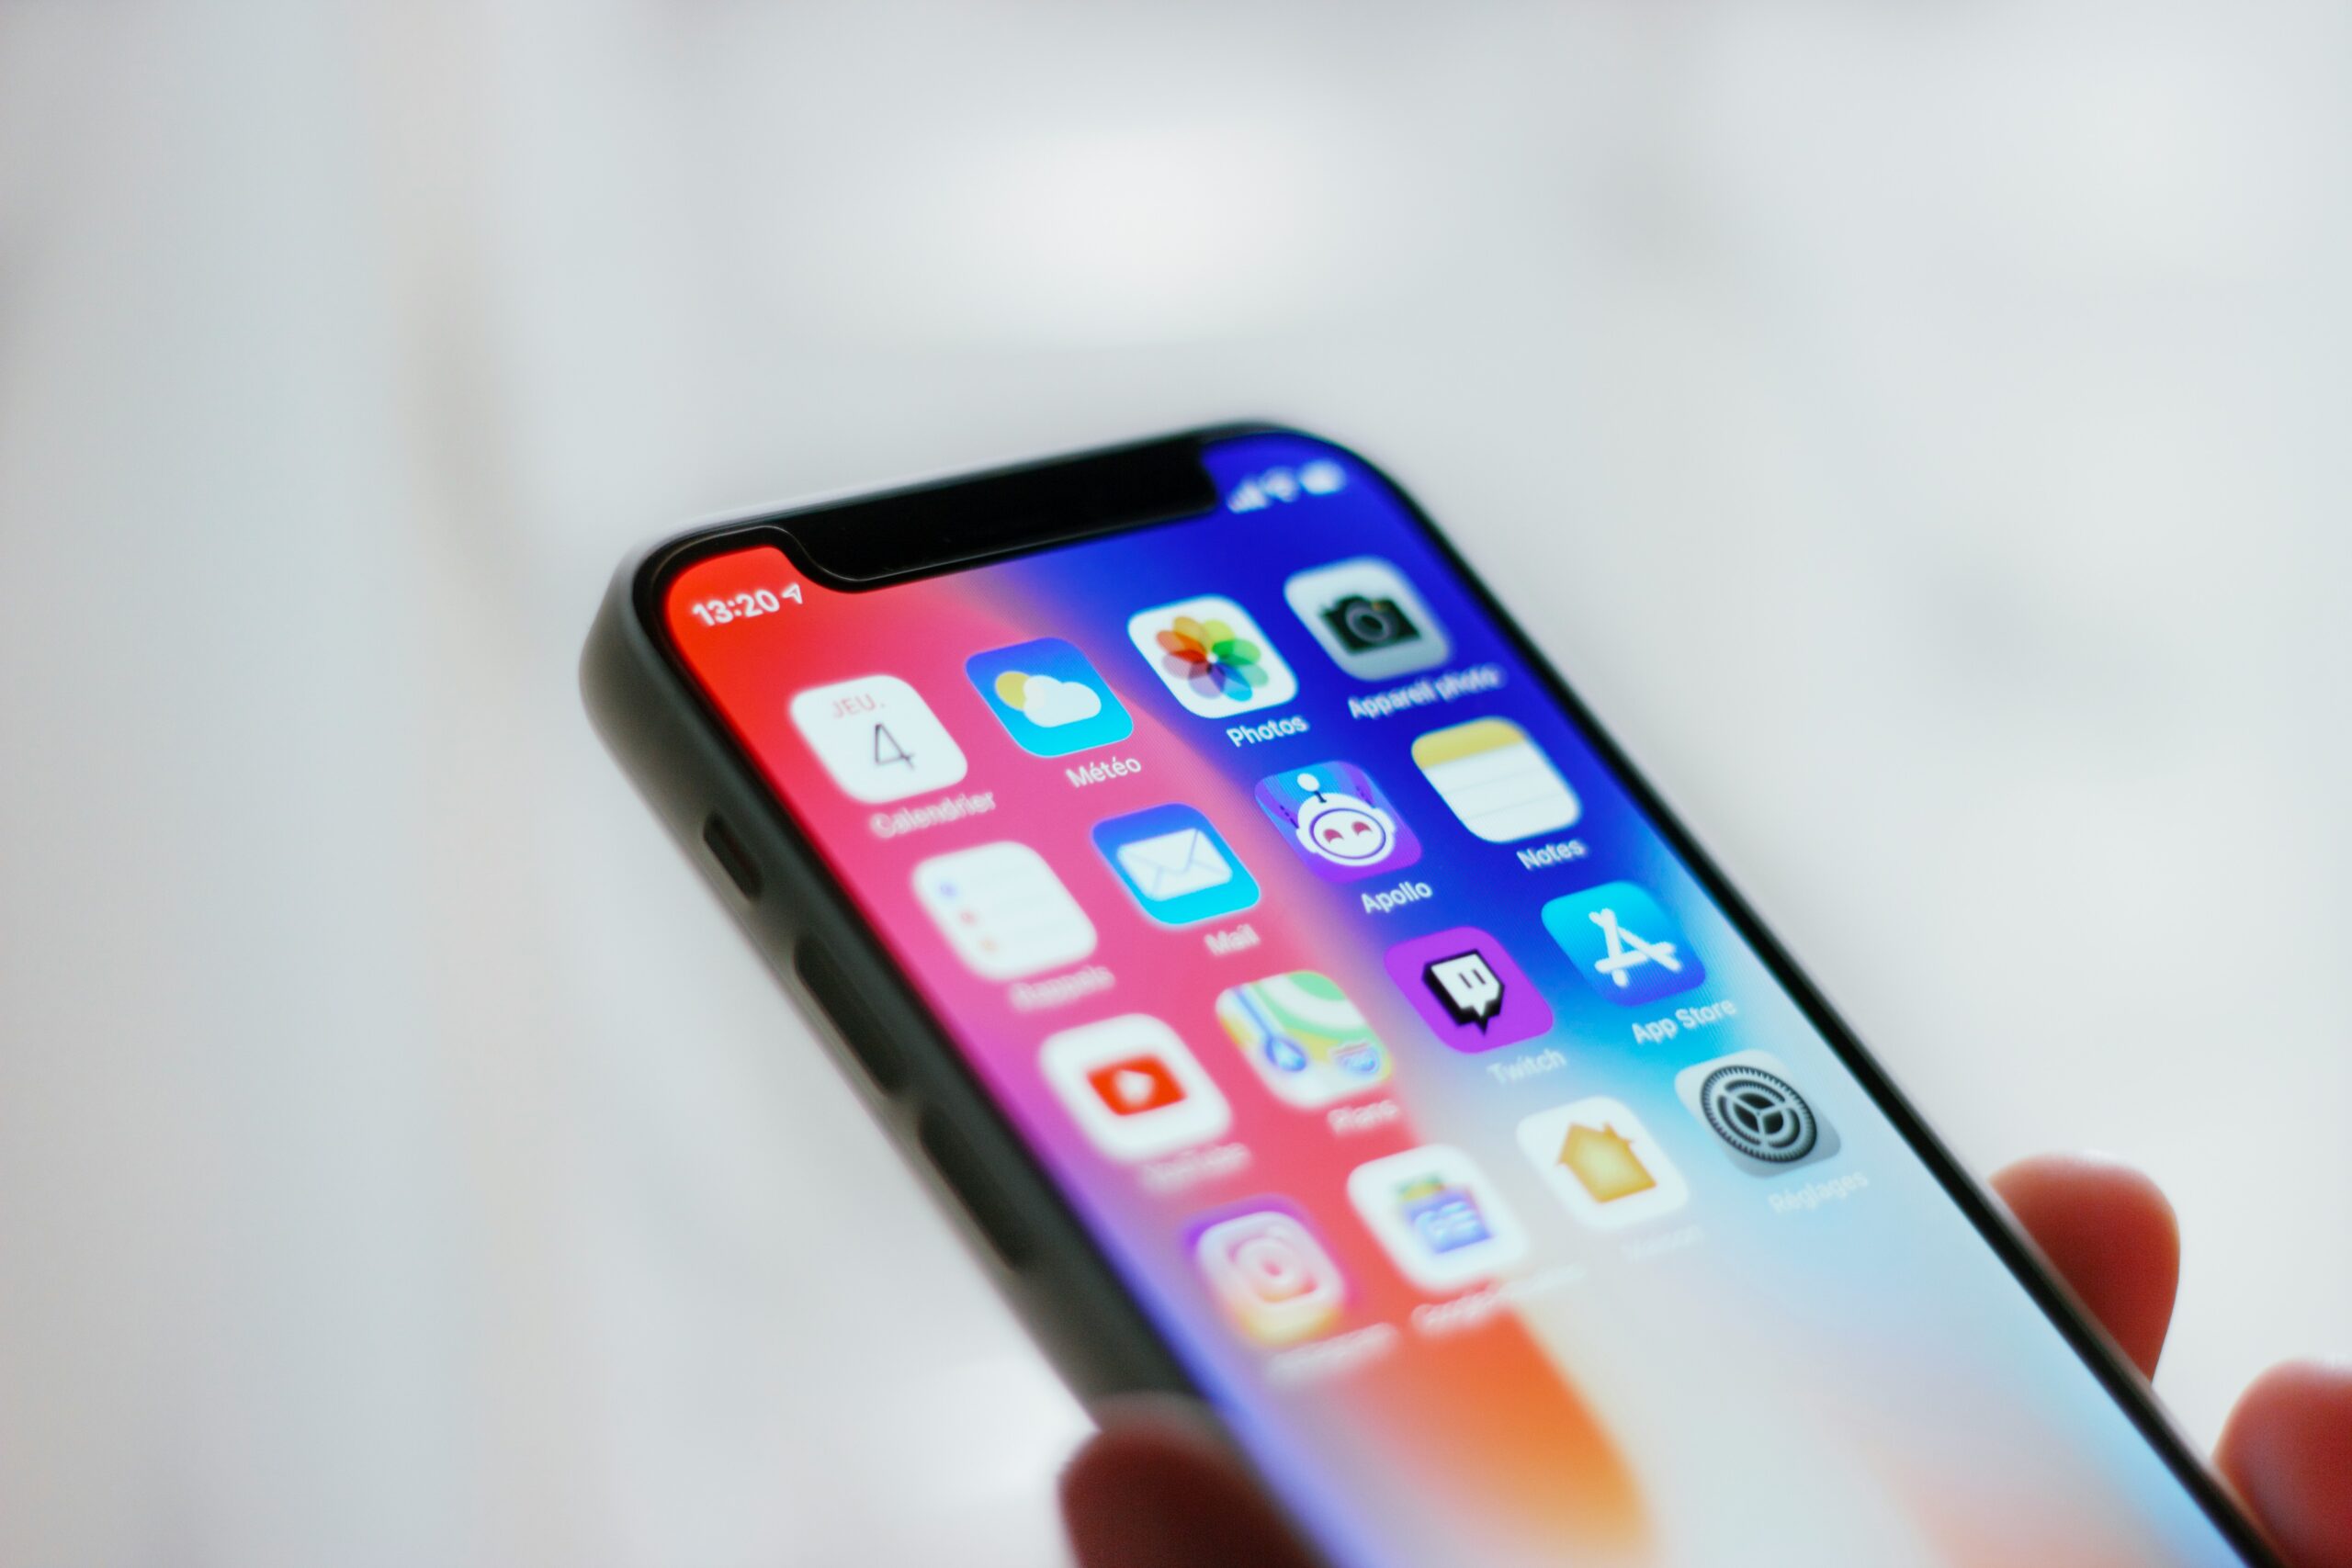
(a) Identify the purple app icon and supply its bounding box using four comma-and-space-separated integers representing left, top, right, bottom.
1254, 761, 1421, 883
1383, 926, 1554, 1054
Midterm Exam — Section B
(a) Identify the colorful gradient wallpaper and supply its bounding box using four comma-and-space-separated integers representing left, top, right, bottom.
662, 433, 2251, 1567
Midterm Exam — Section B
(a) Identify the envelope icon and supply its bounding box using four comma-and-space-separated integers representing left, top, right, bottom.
1115, 828, 1235, 901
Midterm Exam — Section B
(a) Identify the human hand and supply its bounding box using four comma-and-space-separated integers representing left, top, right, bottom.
1060, 1155, 2352, 1568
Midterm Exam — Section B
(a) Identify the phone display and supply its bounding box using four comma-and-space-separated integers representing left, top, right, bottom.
655, 433, 2252, 1566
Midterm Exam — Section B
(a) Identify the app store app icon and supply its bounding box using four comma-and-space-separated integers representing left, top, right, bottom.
1541, 882, 1705, 1007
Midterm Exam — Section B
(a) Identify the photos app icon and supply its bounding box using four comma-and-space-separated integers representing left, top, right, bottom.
1126, 596, 1298, 719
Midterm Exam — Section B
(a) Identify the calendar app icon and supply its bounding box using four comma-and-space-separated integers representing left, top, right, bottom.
788, 675, 968, 803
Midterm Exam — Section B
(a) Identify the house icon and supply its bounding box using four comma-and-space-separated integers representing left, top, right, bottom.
1558, 1121, 1657, 1204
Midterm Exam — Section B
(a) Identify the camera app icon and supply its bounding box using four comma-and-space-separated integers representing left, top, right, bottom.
1283, 557, 1452, 681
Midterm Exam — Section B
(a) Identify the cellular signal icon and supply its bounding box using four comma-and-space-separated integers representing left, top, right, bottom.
1227, 460, 1345, 513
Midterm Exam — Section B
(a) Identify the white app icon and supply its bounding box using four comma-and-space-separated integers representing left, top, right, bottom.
1041, 1015, 1231, 1163
910, 842, 1096, 981
1283, 557, 1453, 681
1347, 1145, 1529, 1292
1125, 595, 1298, 718
1114, 829, 1233, 900
1517, 1097, 1689, 1231
1411, 718, 1580, 843
789, 674, 967, 804
1214, 971, 1393, 1108
1193, 1209, 1346, 1347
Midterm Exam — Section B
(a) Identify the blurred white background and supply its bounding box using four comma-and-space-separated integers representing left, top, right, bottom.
3, 2, 2347, 1564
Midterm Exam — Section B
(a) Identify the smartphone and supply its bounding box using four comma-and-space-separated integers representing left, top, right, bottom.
582, 426, 2272, 1567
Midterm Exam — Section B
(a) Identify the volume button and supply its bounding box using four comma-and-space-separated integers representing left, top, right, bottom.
791, 938, 905, 1092
701, 813, 763, 899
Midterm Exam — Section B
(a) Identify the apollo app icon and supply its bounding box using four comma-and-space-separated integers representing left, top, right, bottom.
1254, 761, 1421, 883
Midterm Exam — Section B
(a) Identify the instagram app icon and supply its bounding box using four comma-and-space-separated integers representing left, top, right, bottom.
1191, 1204, 1347, 1348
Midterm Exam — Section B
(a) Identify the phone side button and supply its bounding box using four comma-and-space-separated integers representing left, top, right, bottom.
701, 812, 763, 899
791, 938, 906, 1092
918, 1112, 1034, 1271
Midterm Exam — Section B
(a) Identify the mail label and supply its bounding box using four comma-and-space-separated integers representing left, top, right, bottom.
1091, 803, 1261, 927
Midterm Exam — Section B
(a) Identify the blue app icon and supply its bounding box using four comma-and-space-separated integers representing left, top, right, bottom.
1092, 804, 1260, 927
967, 637, 1133, 757
1541, 881, 1706, 1007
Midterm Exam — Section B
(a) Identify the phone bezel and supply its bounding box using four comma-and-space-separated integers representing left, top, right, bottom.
591, 423, 2279, 1568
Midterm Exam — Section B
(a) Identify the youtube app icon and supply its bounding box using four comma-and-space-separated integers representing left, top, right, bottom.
1043, 1015, 1232, 1162
1089, 1055, 1187, 1117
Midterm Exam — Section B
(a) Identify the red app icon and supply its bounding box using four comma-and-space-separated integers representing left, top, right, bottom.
1089, 1054, 1188, 1117
1043, 1015, 1232, 1163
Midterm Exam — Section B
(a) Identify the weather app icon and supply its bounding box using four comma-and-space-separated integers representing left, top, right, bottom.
966, 637, 1133, 757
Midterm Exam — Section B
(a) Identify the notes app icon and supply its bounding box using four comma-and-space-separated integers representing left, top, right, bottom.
1411, 719, 1579, 843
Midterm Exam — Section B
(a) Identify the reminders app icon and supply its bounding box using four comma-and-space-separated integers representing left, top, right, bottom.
1092, 804, 1260, 926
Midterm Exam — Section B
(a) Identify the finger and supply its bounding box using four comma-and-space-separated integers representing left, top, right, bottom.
1990, 1153, 2179, 1378
1061, 1395, 1319, 1568
2215, 1359, 2352, 1568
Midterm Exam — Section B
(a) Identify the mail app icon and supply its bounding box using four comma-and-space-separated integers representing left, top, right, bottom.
1093, 804, 1261, 927
1118, 828, 1233, 898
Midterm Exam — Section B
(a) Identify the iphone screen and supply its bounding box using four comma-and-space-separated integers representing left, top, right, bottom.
660, 432, 2249, 1568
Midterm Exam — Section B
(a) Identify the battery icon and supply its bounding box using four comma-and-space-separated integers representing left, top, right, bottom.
1299, 460, 1345, 495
